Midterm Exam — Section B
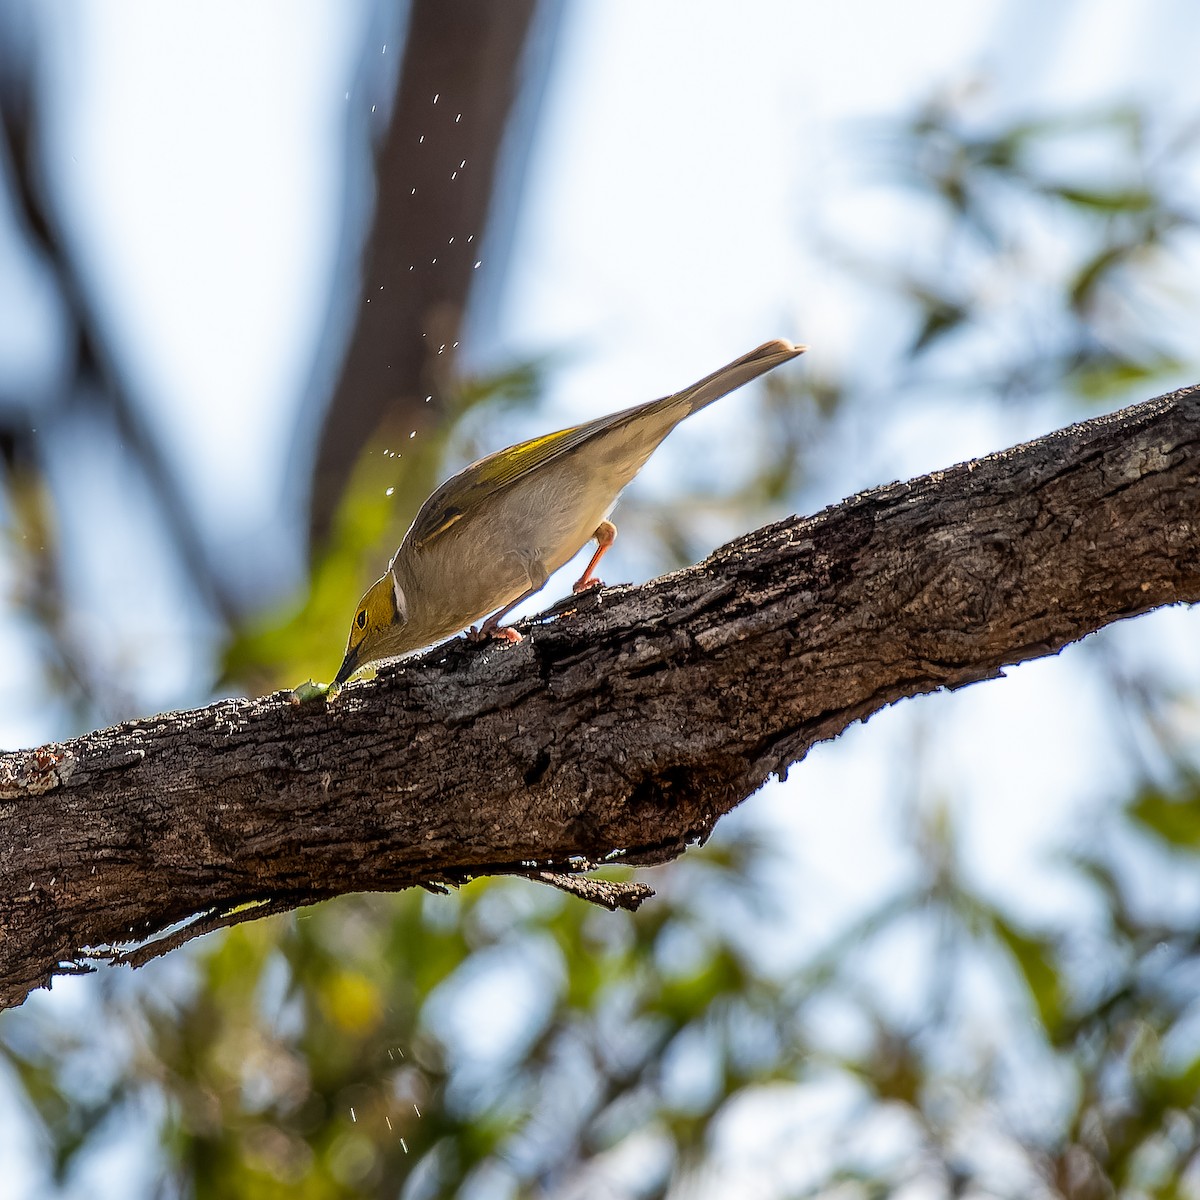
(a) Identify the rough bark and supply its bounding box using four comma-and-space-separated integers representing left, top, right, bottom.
2, 383, 1198, 1010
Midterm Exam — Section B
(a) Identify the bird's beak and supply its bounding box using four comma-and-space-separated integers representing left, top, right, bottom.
333, 645, 360, 687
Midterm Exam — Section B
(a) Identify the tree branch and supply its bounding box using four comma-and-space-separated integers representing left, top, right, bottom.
2, 383, 1198, 1009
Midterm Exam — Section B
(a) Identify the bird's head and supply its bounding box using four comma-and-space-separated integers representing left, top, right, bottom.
334, 571, 409, 685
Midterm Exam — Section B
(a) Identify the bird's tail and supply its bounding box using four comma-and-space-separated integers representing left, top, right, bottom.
670, 338, 807, 416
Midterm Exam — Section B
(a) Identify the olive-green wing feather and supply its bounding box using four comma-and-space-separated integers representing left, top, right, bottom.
405, 338, 805, 552
406, 418, 614, 549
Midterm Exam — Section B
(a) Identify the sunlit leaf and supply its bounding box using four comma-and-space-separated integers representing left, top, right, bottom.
1129, 780, 1200, 850
1046, 185, 1156, 213
991, 914, 1067, 1036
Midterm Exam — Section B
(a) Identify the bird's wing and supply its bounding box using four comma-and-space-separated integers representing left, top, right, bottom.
405, 340, 806, 552
405, 414, 621, 550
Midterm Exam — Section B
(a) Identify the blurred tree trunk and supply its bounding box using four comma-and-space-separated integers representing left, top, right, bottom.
0, 22, 236, 627
306, 0, 545, 546
2, 381, 1198, 1010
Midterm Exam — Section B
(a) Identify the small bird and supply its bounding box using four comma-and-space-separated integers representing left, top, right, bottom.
334, 338, 806, 685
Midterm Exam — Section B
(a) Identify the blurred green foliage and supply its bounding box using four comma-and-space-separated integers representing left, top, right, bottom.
852, 98, 1198, 402
3, 93, 1200, 1199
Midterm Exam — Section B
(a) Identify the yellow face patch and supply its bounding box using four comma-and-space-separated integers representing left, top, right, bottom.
337, 572, 409, 685
347, 575, 397, 652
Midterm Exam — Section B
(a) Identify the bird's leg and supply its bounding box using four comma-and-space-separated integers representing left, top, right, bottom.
468, 554, 549, 645
572, 520, 616, 594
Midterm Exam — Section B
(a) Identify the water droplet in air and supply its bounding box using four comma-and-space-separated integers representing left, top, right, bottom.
350, 1108, 357, 1122
409, 431, 416, 439
419, 134, 424, 143
401, 1138, 409, 1153
455, 113, 462, 123
433, 92, 439, 104
385, 487, 395, 496
474, 261, 482, 269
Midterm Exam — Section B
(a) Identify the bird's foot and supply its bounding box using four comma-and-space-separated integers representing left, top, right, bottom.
572, 576, 605, 595
467, 624, 523, 645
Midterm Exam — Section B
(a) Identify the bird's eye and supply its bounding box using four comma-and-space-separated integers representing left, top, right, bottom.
356, 610, 367, 630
